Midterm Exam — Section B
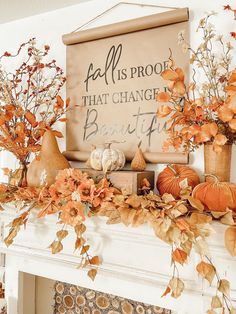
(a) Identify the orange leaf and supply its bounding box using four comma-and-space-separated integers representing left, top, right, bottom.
55, 95, 64, 108
172, 248, 188, 265
25, 111, 38, 127
161, 69, 179, 81
161, 286, 171, 297
175, 218, 190, 231
88, 269, 97, 281
173, 81, 185, 96
90, 256, 101, 265
156, 92, 171, 102
175, 68, 185, 81
66, 97, 70, 107
59, 118, 67, 122
218, 106, 234, 122
52, 130, 63, 138
196, 261, 216, 284
156, 105, 172, 118
213, 134, 227, 146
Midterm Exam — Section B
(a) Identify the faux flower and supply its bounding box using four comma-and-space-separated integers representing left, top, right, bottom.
59, 201, 85, 227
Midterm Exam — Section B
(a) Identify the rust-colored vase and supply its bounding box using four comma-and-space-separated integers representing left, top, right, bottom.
204, 143, 232, 182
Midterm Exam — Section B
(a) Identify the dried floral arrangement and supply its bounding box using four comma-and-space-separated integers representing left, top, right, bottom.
0, 10, 235, 314
156, 11, 236, 153
0, 168, 236, 313
0, 38, 69, 186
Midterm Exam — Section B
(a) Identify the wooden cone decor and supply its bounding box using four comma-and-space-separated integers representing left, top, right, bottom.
27, 130, 70, 187
131, 142, 146, 171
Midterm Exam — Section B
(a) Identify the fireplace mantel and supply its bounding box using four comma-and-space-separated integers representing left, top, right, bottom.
0, 206, 235, 314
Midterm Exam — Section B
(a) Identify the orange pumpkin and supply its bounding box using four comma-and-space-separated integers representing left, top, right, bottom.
157, 164, 200, 197
192, 175, 236, 212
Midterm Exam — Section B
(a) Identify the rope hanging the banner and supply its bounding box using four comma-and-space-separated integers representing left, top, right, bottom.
72, 1, 180, 33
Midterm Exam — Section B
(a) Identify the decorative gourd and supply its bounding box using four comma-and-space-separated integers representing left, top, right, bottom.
192, 175, 236, 212
131, 142, 146, 171
157, 164, 200, 197
27, 130, 70, 187
90, 143, 125, 172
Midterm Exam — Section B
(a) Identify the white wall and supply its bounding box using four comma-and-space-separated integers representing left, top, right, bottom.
0, 0, 235, 181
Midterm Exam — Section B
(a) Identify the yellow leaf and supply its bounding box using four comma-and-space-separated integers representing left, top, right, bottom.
80, 245, 90, 255
126, 194, 141, 208
169, 277, 185, 298
220, 211, 235, 225
187, 196, 204, 212
218, 279, 230, 297
90, 256, 101, 266
230, 308, 236, 314
211, 295, 222, 309
56, 230, 68, 241
172, 248, 188, 265
74, 224, 86, 236
88, 269, 97, 281
211, 211, 228, 219
189, 213, 212, 225
49, 241, 63, 254
224, 227, 236, 257
195, 238, 210, 257
196, 261, 216, 284
181, 240, 192, 256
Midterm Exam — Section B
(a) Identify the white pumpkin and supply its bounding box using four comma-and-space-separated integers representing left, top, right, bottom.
90, 144, 125, 172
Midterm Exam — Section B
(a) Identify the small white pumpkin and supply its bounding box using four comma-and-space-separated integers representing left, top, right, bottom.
90, 143, 125, 172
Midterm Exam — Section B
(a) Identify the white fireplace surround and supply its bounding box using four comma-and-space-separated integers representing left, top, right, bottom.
0, 206, 235, 314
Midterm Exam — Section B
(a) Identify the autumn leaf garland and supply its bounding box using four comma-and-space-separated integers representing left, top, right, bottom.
0, 168, 235, 313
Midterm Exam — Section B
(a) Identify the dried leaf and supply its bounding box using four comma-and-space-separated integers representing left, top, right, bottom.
126, 194, 141, 208
230, 308, 236, 314
80, 245, 90, 255
49, 240, 63, 254
74, 224, 86, 236
207, 310, 217, 314
196, 261, 216, 284
225, 227, 236, 257
90, 256, 100, 265
211, 295, 222, 309
161, 69, 179, 81
172, 248, 188, 265
156, 105, 172, 118
169, 277, 185, 298
175, 218, 190, 231
211, 211, 227, 219
189, 213, 212, 225
25, 111, 38, 127
56, 230, 68, 241
74, 237, 85, 251
88, 269, 97, 281
156, 92, 171, 103
195, 239, 210, 257
220, 211, 235, 225
218, 279, 230, 297
161, 286, 171, 297
179, 178, 189, 190
187, 196, 204, 212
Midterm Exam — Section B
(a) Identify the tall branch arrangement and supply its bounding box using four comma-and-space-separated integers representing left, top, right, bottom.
0, 38, 69, 185
156, 11, 236, 153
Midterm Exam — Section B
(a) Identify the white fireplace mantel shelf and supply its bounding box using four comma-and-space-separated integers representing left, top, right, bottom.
0, 206, 235, 314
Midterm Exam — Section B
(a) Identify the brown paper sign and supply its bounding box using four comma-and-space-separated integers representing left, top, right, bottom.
63, 8, 189, 163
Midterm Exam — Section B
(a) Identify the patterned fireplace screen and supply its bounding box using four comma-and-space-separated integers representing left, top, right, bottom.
54, 281, 172, 314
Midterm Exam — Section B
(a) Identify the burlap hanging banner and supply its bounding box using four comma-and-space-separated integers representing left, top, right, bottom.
63, 8, 189, 163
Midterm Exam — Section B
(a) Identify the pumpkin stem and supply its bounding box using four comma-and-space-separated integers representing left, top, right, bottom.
104, 140, 125, 149
167, 164, 178, 176
204, 173, 219, 182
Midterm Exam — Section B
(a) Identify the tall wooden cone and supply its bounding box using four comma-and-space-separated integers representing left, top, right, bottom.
131, 144, 146, 171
